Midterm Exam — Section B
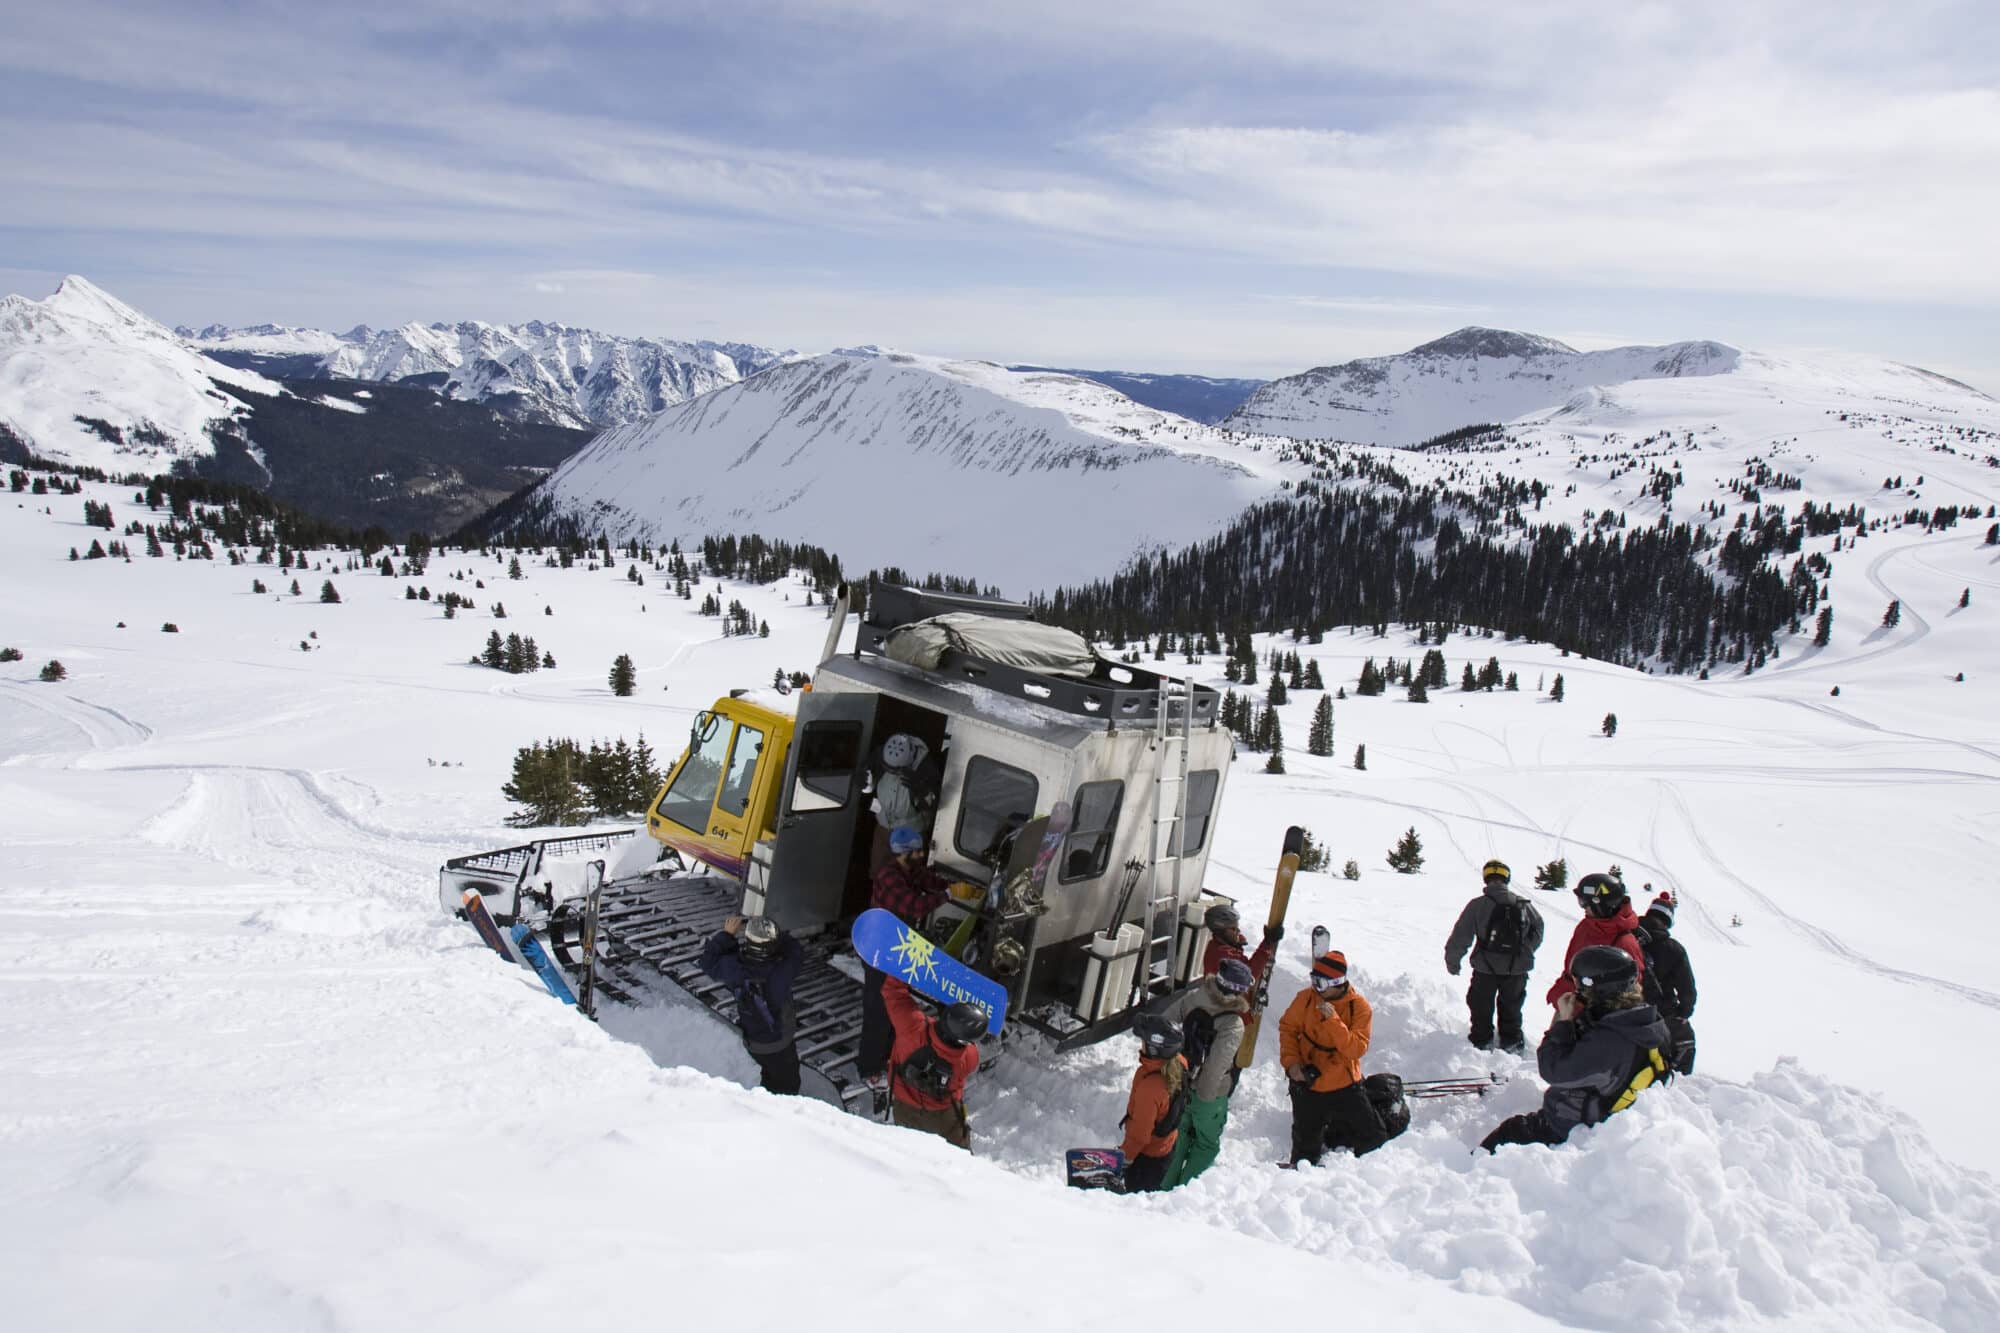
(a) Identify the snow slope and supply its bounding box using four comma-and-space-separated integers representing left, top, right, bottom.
1230, 326, 1754, 444
190, 319, 786, 429
0, 278, 279, 472
532, 352, 1297, 592
4, 468, 1997, 1330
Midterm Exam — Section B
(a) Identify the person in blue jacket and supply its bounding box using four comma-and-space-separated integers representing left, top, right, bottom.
700, 915, 806, 1095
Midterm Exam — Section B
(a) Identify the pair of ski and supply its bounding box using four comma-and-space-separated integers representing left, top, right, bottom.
462, 871, 602, 1019
1066, 826, 1306, 1190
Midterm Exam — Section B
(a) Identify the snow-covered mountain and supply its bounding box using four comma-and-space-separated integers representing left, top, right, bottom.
1007, 365, 1265, 424
526, 352, 1294, 591
1227, 326, 1752, 444
189, 320, 788, 430
0, 277, 279, 472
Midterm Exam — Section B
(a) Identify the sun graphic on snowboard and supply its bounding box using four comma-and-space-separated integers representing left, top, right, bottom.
889, 929, 942, 986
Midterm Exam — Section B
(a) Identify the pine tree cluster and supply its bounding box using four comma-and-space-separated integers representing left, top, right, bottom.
501, 735, 666, 827
475, 630, 549, 674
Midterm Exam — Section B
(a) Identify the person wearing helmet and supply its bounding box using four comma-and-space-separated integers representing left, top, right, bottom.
1481, 944, 1672, 1152
858, 824, 961, 1093
1148, 956, 1255, 1187
1200, 900, 1283, 983
1546, 871, 1646, 1011
880, 975, 984, 1150
1639, 891, 1698, 1073
1278, 951, 1386, 1166
698, 914, 806, 1095
1118, 1015, 1192, 1192
1445, 858, 1545, 1054
868, 733, 940, 872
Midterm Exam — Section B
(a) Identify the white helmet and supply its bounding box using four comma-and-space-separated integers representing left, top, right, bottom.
881, 733, 922, 770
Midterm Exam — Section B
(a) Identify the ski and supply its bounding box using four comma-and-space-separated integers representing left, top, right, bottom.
1310, 923, 1330, 960
851, 908, 1008, 1033
1064, 1147, 1125, 1191
1235, 825, 1306, 1070
578, 875, 602, 1020
462, 888, 511, 955
511, 923, 578, 1005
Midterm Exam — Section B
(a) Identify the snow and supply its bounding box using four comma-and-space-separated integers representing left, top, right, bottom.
535, 351, 1300, 593
4, 454, 1998, 1330
0, 277, 280, 472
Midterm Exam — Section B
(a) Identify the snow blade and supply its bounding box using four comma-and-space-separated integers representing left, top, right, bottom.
1235, 825, 1307, 1070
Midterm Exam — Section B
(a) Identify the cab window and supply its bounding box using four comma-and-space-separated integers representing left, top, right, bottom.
1168, 769, 1220, 856
717, 723, 765, 817
1059, 780, 1123, 882
790, 720, 863, 813
655, 718, 735, 832
955, 756, 1038, 866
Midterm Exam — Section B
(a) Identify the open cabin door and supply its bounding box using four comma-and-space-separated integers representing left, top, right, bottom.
765, 690, 881, 932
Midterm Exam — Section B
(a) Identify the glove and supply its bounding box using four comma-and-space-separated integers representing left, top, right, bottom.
1446, 961, 1461, 976
1262, 923, 1284, 944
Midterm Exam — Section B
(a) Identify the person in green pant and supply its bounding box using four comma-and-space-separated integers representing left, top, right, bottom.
1151, 956, 1254, 1186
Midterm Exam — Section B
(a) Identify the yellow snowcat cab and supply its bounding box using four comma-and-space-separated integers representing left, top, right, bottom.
644, 696, 794, 891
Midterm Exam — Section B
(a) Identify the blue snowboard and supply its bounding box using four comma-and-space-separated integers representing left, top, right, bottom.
851, 908, 1008, 1035
511, 924, 578, 1005
1065, 1148, 1126, 1191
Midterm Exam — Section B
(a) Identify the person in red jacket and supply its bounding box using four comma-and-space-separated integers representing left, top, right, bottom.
881, 975, 985, 1151
1118, 1015, 1190, 1193
858, 825, 958, 1095
1278, 950, 1386, 1166
1546, 872, 1647, 1009
1200, 902, 1282, 979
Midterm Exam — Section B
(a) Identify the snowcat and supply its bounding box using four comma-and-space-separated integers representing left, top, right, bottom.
440, 581, 1235, 1109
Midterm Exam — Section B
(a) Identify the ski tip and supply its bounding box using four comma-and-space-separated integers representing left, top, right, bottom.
1282, 826, 1306, 855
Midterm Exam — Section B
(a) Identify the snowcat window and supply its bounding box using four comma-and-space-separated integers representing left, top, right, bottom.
955, 757, 1039, 867
718, 724, 765, 816
791, 721, 863, 813
656, 720, 736, 832
1059, 780, 1124, 883
1167, 769, 1220, 856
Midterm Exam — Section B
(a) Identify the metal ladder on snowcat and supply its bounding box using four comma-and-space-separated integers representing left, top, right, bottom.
1129, 674, 1194, 1007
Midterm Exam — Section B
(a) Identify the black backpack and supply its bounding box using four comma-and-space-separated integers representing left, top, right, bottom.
1363, 1072, 1411, 1142
898, 1041, 955, 1101
1480, 898, 1529, 957
1181, 1008, 1217, 1072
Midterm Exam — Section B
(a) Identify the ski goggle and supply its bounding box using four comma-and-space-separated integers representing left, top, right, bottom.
1310, 973, 1348, 992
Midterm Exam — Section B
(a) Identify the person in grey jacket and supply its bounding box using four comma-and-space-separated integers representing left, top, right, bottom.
1445, 858, 1545, 1054
1480, 945, 1671, 1152
1148, 957, 1254, 1186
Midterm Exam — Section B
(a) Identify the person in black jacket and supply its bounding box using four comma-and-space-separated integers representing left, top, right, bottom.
1480, 945, 1671, 1153
1640, 892, 1698, 1072
699, 915, 806, 1095
1444, 859, 1545, 1054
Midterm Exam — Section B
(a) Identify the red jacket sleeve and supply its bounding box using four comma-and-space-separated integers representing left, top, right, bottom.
881, 976, 928, 1055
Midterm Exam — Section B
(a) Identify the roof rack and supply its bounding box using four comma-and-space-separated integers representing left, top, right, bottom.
857, 579, 1219, 731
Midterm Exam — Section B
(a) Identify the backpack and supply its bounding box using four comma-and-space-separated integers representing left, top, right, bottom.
1608, 1046, 1673, 1115
898, 1040, 956, 1102
1362, 1072, 1411, 1142
1181, 1008, 1217, 1072
1479, 898, 1529, 957
1119, 1062, 1190, 1139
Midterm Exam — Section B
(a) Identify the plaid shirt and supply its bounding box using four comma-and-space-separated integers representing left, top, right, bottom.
871, 857, 950, 925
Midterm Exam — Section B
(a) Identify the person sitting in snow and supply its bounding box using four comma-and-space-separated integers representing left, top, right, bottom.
1117, 1015, 1191, 1192
881, 975, 985, 1151
1639, 891, 1698, 1073
1148, 956, 1255, 1187
698, 915, 805, 1095
1279, 950, 1387, 1166
1480, 945, 1672, 1152
1547, 872, 1646, 1011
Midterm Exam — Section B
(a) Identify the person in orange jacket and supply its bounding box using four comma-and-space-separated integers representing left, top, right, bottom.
1118, 1015, 1191, 1192
881, 975, 985, 1151
1278, 950, 1387, 1166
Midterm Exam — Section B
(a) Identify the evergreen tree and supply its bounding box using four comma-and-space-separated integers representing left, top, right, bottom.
1302, 658, 1324, 690
1307, 695, 1334, 756
1882, 599, 1901, 628
1814, 607, 1832, 646
504, 633, 527, 674
1534, 858, 1568, 891
1602, 712, 1618, 738
1386, 826, 1424, 874
320, 580, 341, 604
1460, 661, 1477, 691
290, 579, 301, 596
1294, 828, 1327, 870
482, 631, 505, 669
1268, 675, 1289, 706
1960, 588, 1970, 609
1479, 655, 1503, 690
609, 653, 637, 697
39, 659, 67, 682
1505, 671, 1519, 691
509, 556, 523, 580
1407, 676, 1428, 702
501, 739, 590, 826
1550, 673, 1565, 702
1263, 714, 1285, 773
542, 651, 556, 669
1353, 743, 1366, 771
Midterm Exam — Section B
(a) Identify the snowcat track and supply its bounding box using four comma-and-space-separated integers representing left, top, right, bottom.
549, 873, 874, 1112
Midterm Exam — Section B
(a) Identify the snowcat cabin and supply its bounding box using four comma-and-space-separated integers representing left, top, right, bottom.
763, 580, 1233, 1048
645, 695, 793, 886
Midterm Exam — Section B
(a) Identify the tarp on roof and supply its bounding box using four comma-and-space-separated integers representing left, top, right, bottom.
880, 613, 1097, 677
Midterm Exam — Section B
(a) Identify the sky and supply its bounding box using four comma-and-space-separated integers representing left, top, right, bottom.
3, 0, 1998, 390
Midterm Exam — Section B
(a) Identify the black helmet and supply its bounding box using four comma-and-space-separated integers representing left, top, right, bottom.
1570, 944, 1638, 1003
1203, 902, 1241, 934
1574, 872, 1628, 917
1134, 1013, 1184, 1061
739, 915, 780, 961
936, 1001, 988, 1047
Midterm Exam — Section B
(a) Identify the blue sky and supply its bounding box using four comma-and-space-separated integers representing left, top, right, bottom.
4, 1, 1997, 389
